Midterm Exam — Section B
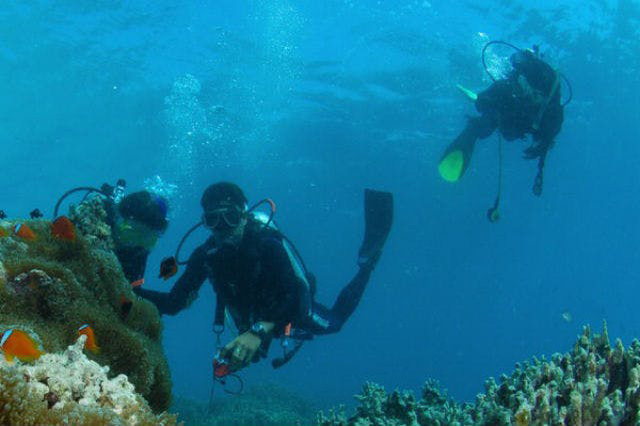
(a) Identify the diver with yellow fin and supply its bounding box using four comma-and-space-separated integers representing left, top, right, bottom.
439, 41, 571, 221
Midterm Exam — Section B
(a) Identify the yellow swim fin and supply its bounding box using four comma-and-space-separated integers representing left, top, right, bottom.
456, 84, 478, 102
438, 128, 478, 183
438, 150, 465, 182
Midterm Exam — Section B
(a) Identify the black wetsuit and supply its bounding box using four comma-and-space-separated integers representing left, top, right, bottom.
115, 246, 150, 283
470, 50, 563, 156
446, 50, 564, 191
133, 220, 373, 338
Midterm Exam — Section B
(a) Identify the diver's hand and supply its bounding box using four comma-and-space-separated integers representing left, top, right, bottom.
523, 140, 552, 159
221, 332, 262, 372
523, 144, 543, 159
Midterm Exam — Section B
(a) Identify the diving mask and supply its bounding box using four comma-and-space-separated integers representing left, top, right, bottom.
114, 219, 159, 250
202, 206, 244, 230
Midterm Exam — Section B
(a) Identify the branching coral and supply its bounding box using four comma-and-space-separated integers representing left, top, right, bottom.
318, 324, 640, 426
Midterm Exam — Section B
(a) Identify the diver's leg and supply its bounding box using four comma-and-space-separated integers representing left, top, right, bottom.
302, 301, 336, 335
305, 265, 374, 336
328, 265, 373, 332
439, 115, 496, 182
305, 189, 391, 336
470, 115, 497, 139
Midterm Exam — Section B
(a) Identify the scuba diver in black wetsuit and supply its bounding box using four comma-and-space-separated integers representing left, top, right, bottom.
439, 42, 570, 220
133, 182, 393, 373
53, 180, 169, 286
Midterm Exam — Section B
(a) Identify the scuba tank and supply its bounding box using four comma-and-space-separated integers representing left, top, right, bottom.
111, 179, 127, 204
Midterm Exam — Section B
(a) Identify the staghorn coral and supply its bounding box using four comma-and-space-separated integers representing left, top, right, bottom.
0, 336, 179, 426
318, 323, 640, 426
0, 211, 172, 418
318, 381, 469, 426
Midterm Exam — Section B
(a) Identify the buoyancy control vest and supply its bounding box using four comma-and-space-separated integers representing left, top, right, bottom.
210, 211, 317, 368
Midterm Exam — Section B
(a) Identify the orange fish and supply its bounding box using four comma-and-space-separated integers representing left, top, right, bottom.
13, 223, 37, 240
77, 324, 99, 353
0, 227, 7, 238
0, 329, 44, 362
130, 278, 144, 288
51, 216, 76, 241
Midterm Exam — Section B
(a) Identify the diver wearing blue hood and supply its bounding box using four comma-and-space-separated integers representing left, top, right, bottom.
105, 189, 169, 286
53, 180, 170, 286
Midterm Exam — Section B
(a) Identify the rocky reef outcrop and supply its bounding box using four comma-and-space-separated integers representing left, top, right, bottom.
0, 199, 176, 424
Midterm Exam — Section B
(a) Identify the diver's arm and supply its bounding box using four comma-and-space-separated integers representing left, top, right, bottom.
221, 321, 275, 371
523, 139, 551, 159
133, 246, 208, 315
526, 101, 564, 160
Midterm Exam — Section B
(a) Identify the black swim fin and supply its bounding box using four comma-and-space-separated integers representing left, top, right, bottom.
358, 189, 393, 268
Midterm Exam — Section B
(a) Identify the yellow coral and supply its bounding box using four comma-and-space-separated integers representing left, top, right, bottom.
514, 402, 531, 426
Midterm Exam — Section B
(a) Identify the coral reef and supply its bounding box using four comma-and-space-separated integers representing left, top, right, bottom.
172, 382, 318, 426
317, 380, 467, 426
0, 210, 172, 423
318, 323, 640, 426
68, 195, 114, 251
0, 336, 178, 425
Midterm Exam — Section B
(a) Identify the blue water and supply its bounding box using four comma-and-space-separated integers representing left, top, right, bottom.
1, 0, 638, 413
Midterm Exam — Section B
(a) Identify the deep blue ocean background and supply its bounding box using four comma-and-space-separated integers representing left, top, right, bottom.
1, 0, 639, 416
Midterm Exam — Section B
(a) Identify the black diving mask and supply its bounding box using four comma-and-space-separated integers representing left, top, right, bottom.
202, 206, 244, 230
